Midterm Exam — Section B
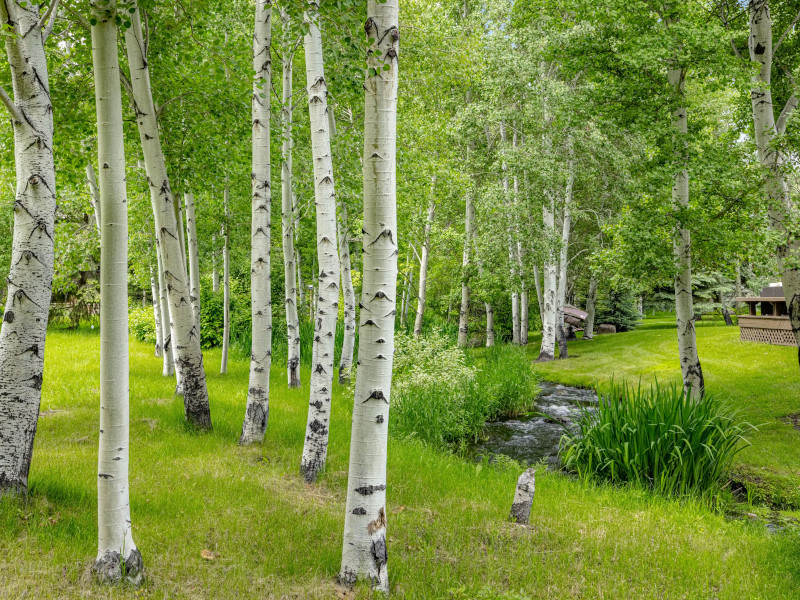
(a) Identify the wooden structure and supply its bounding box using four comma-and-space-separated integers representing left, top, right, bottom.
735, 284, 797, 347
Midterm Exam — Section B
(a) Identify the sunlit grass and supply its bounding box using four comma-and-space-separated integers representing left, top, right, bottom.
0, 326, 798, 598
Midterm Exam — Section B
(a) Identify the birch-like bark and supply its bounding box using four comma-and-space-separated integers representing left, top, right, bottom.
537, 195, 558, 362
338, 201, 356, 383
500, 123, 520, 345
150, 267, 162, 357
184, 192, 201, 335
0, 1, 57, 496
300, 4, 341, 483
485, 302, 495, 347
669, 65, 704, 399
555, 148, 573, 360
520, 288, 529, 345
212, 239, 219, 293
90, 2, 142, 582
584, 277, 597, 339
281, 11, 302, 388
124, 3, 211, 428
220, 182, 231, 375
340, 1, 398, 589
533, 264, 543, 310
749, 0, 800, 361
413, 181, 435, 337
457, 189, 474, 347
241, 0, 273, 445
156, 235, 174, 376
87, 162, 102, 233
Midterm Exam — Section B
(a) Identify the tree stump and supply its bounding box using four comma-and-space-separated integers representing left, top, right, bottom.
509, 468, 535, 525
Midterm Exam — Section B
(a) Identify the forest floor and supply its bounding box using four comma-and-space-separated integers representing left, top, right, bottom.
530, 312, 800, 512
1, 325, 799, 599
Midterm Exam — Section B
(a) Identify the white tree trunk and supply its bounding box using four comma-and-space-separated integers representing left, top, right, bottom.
220, 182, 231, 375
669, 65, 704, 399
156, 234, 174, 376
300, 7, 341, 483
150, 267, 162, 357
86, 162, 102, 233
457, 188, 474, 347
339, 1, 398, 589
124, 3, 211, 428
533, 264, 543, 311
499, 123, 520, 345
413, 183, 435, 337
184, 192, 201, 336
555, 149, 573, 360
584, 277, 597, 339
90, 2, 142, 582
485, 301, 495, 347
212, 238, 220, 293
338, 201, 356, 383
537, 196, 557, 362
241, 0, 273, 445
749, 0, 800, 363
520, 288, 529, 345
281, 12, 302, 388
0, 1, 57, 496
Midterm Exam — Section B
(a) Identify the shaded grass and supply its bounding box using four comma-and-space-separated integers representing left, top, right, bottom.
0, 327, 798, 598
526, 313, 800, 508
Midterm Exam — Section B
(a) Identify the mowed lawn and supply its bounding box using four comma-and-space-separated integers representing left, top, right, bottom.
0, 326, 799, 599
528, 314, 800, 504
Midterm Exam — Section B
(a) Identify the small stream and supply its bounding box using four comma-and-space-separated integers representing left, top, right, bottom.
468, 381, 598, 466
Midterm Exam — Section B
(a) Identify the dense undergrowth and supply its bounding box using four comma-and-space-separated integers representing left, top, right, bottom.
390, 329, 538, 452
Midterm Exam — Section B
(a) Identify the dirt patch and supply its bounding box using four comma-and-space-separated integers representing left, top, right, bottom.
781, 413, 800, 431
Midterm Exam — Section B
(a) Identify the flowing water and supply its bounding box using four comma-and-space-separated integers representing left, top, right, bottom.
468, 381, 598, 466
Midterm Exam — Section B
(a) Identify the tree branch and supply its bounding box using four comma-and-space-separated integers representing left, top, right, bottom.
39, 0, 60, 43
777, 66, 799, 134
774, 8, 800, 57
0, 84, 23, 123
777, 95, 798, 134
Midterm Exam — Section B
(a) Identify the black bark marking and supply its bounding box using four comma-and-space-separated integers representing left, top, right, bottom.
355, 484, 386, 495
352, 507, 367, 515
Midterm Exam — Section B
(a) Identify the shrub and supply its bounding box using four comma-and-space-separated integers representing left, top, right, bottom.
561, 382, 756, 500
129, 306, 157, 344
391, 333, 538, 452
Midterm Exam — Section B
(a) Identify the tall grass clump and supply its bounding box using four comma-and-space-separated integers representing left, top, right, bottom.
561, 382, 756, 500
390, 331, 538, 451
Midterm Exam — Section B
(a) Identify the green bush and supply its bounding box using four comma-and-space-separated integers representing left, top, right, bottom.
129, 306, 157, 344
561, 382, 756, 501
391, 334, 538, 452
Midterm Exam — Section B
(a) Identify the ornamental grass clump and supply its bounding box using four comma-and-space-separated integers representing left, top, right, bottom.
561, 382, 755, 500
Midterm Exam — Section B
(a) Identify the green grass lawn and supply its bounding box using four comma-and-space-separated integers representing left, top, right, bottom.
527, 313, 800, 508
1, 325, 799, 598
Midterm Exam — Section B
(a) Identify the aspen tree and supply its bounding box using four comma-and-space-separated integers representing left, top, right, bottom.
457, 189, 474, 347
413, 178, 436, 337
281, 9, 302, 388
241, 0, 273, 445
184, 192, 201, 335
90, 0, 142, 583
123, 1, 210, 427
338, 201, 356, 383
220, 182, 231, 375
300, 1, 341, 483
150, 267, 162, 357
340, 0, 398, 589
748, 0, 800, 360
0, 0, 59, 495
669, 63, 704, 398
